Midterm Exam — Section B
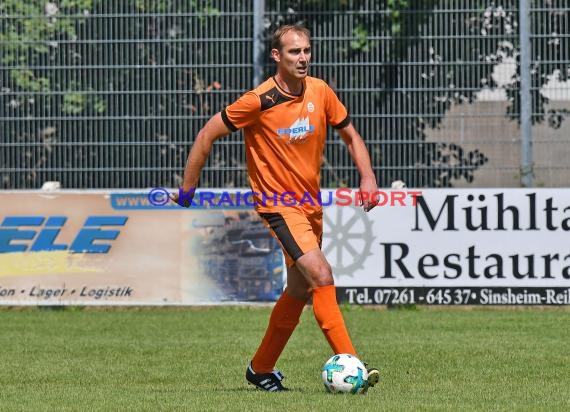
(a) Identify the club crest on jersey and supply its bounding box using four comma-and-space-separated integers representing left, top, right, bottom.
277, 117, 315, 143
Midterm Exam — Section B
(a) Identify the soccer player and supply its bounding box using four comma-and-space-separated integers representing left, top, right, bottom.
172, 24, 380, 393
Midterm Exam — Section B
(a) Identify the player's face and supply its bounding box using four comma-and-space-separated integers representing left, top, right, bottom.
273, 31, 311, 81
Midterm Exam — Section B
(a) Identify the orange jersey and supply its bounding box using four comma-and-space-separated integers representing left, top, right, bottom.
221, 76, 350, 213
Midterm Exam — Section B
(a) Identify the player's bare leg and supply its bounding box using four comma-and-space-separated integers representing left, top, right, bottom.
284, 264, 312, 301
293, 247, 334, 289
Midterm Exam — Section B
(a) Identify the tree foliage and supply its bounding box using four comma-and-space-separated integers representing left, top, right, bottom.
1, 0, 568, 189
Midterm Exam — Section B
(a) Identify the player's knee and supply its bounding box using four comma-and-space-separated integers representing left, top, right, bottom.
311, 261, 333, 287
295, 251, 333, 287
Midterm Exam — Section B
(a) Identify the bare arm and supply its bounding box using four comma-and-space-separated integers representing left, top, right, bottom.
171, 112, 231, 206
337, 123, 379, 212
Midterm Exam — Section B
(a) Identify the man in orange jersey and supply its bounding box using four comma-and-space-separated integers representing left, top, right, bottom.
172, 24, 380, 393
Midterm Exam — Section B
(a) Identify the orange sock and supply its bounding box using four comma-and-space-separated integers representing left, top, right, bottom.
312, 284, 356, 355
251, 290, 306, 373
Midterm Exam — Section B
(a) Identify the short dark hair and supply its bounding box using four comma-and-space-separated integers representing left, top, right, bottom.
271, 24, 311, 51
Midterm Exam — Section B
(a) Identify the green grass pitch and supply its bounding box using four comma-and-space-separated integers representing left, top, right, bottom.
0, 305, 569, 411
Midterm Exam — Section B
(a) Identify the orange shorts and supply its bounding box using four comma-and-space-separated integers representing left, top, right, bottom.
258, 209, 323, 267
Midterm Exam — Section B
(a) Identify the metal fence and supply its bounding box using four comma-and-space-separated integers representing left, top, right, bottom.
1, 1, 569, 190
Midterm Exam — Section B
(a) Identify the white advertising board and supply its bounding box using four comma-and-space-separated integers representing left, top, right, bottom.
324, 189, 570, 305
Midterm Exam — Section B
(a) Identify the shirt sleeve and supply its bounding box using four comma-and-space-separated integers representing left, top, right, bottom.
221, 91, 260, 132
324, 83, 350, 129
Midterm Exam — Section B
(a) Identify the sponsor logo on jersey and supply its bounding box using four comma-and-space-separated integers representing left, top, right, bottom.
276, 117, 315, 142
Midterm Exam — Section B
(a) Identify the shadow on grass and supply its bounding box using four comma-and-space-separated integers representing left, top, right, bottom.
206, 386, 311, 394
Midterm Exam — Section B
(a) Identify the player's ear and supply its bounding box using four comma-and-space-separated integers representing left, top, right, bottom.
270, 48, 280, 63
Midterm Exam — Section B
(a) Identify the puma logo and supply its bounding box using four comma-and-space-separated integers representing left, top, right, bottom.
265, 94, 276, 104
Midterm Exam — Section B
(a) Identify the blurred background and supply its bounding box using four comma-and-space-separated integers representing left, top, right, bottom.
1, 0, 569, 190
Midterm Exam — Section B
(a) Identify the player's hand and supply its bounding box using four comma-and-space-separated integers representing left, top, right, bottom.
361, 198, 376, 212
359, 176, 378, 212
169, 188, 195, 208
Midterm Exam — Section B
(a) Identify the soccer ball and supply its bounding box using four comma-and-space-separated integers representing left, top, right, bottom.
321, 353, 368, 394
